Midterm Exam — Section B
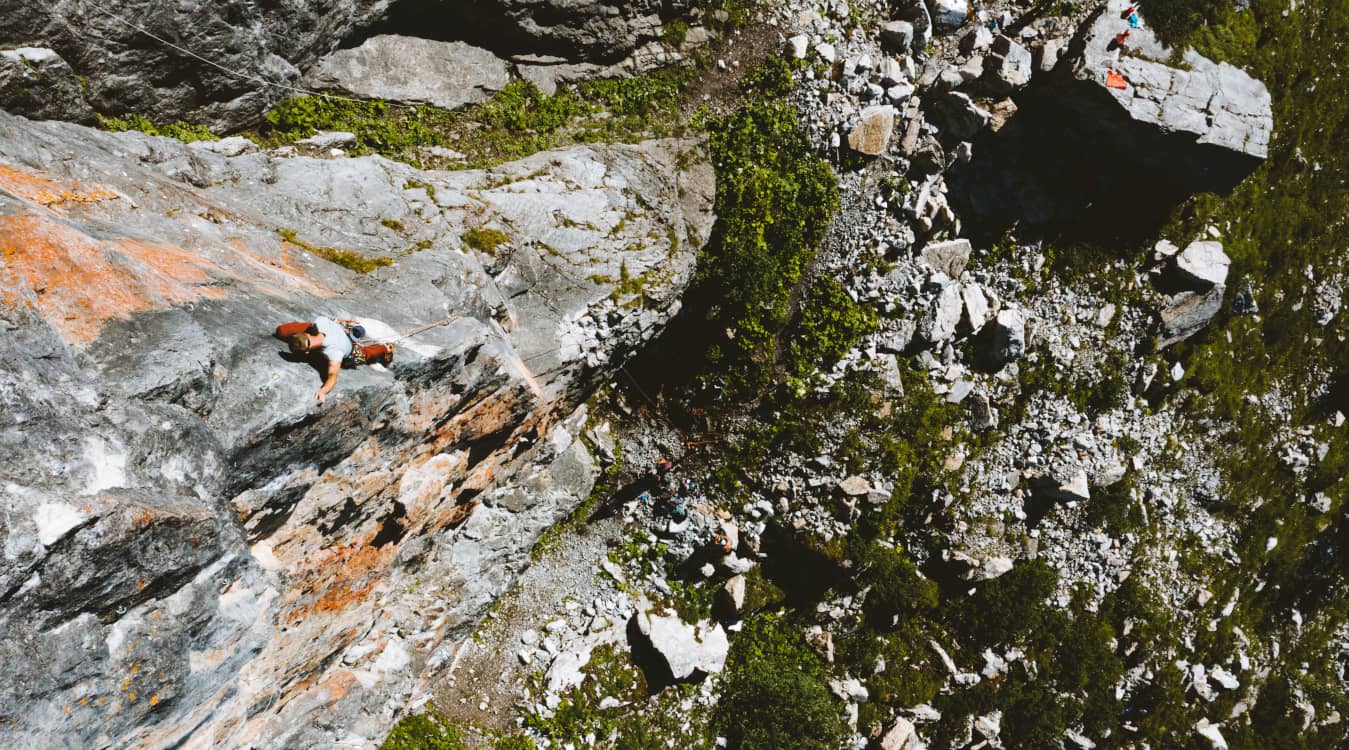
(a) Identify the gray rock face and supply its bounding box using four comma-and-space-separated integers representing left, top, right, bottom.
429, 0, 691, 65
632, 609, 729, 681
880, 21, 916, 54
849, 105, 897, 155
923, 283, 966, 343
933, 91, 990, 140
990, 309, 1027, 364
1173, 240, 1231, 288
0, 0, 393, 130
982, 35, 1033, 95
0, 47, 93, 122
305, 36, 511, 110
0, 0, 699, 129
0, 110, 713, 748
1050, 0, 1272, 187
1158, 286, 1225, 348
928, 0, 969, 31
922, 238, 972, 278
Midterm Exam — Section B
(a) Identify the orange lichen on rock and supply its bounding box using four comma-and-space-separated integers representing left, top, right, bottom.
0, 164, 119, 211
280, 539, 394, 624
0, 214, 228, 345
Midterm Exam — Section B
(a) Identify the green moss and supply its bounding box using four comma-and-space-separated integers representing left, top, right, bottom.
381, 217, 405, 232
277, 228, 393, 273
461, 227, 510, 255
404, 179, 438, 202
98, 113, 218, 143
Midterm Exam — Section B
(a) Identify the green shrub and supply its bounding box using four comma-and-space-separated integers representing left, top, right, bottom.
859, 544, 937, 627
716, 615, 846, 750
697, 59, 839, 394
380, 712, 466, 750
99, 113, 217, 143
788, 278, 878, 380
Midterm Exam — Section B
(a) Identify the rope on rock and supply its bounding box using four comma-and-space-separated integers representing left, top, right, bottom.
74, 0, 368, 104
355, 316, 461, 345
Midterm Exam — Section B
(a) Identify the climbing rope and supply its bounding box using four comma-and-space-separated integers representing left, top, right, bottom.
353, 316, 461, 345
73, 0, 369, 104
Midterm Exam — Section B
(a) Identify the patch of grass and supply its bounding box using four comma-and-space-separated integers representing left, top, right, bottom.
277, 228, 393, 273
254, 66, 695, 170
98, 113, 218, 143
461, 227, 510, 255
381, 217, 405, 232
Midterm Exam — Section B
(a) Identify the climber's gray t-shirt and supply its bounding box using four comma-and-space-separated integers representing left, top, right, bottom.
312, 317, 351, 363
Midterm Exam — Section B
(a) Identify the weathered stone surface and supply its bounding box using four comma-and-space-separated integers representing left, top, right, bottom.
839, 476, 871, 496
0, 47, 93, 122
0, 0, 699, 129
990, 308, 1027, 363
1158, 286, 1226, 348
721, 575, 747, 614
929, 0, 969, 31
0, 0, 391, 130
1172, 240, 1231, 288
632, 610, 729, 681
982, 35, 1033, 94
0, 109, 713, 749
848, 105, 897, 155
960, 26, 994, 55
881, 716, 920, 750
880, 21, 916, 54
933, 91, 990, 140
1038, 468, 1091, 502
895, 3, 933, 50
921, 238, 972, 277
923, 283, 965, 343
306, 36, 511, 110
1063, 0, 1272, 162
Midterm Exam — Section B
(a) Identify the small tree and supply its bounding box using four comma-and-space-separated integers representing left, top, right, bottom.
716, 615, 847, 750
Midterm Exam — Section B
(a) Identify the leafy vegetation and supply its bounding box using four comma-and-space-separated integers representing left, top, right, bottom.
379, 712, 466, 750
716, 615, 847, 750
98, 113, 218, 143
694, 56, 841, 395
255, 67, 694, 170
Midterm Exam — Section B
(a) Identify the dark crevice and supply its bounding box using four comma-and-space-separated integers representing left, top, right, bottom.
372, 501, 408, 548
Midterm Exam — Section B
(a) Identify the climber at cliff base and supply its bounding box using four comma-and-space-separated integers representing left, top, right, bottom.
275, 317, 394, 405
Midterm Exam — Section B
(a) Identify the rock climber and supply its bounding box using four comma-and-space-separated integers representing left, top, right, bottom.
275, 317, 394, 405
1109, 29, 1132, 52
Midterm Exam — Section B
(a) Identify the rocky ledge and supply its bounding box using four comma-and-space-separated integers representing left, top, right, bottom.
0, 0, 705, 129
0, 110, 713, 749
